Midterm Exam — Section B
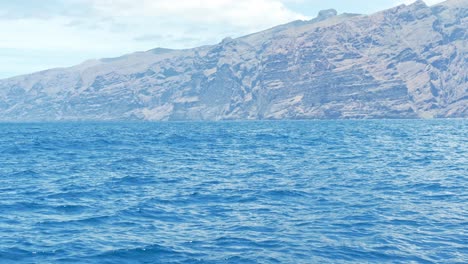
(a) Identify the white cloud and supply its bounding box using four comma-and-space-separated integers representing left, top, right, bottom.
394, 0, 446, 5
0, 0, 307, 56
0, 0, 308, 77
83, 0, 307, 36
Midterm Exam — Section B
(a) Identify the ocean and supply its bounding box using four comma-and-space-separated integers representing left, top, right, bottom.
0, 120, 466, 263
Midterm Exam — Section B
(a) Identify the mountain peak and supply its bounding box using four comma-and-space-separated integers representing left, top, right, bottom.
221, 37, 234, 44
148, 47, 174, 54
408, 0, 428, 8
317, 9, 338, 20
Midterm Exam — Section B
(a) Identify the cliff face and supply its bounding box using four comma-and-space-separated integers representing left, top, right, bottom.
0, 0, 466, 121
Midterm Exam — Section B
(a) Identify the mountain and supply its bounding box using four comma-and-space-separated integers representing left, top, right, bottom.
0, 0, 466, 121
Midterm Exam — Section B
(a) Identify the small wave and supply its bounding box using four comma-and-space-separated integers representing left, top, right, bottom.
88, 244, 187, 263
163, 134, 193, 144
261, 189, 310, 199
1, 145, 29, 155
9, 170, 41, 178
108, 175, 157, 186
37, 215, 112, 227
113, 157, 152, 165
119, 206, 184, 223
0, 247, 37, 261
214, 237, 263, 248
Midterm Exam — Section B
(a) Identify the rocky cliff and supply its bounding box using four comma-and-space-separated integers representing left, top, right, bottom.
0, 0, 466, 121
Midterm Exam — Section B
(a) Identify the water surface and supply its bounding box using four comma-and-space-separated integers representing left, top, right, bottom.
0, 120, 466, 263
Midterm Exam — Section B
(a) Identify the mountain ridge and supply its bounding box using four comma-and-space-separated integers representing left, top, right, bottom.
0, 0, 466, 121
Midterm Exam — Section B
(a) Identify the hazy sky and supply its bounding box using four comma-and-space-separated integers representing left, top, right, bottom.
0, 0, 445, 78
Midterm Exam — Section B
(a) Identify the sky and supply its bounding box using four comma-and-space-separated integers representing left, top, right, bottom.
0, 0, 446, 78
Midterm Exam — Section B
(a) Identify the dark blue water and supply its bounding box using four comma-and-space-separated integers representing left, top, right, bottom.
0, 120, 466, 263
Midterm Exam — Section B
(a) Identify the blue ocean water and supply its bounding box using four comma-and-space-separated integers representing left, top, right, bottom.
0, 120, 466, 263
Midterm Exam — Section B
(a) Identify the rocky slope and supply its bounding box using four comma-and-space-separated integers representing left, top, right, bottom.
0, 0, 466, 121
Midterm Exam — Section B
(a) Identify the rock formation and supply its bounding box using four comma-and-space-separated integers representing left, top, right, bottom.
0, 0, 466, 121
